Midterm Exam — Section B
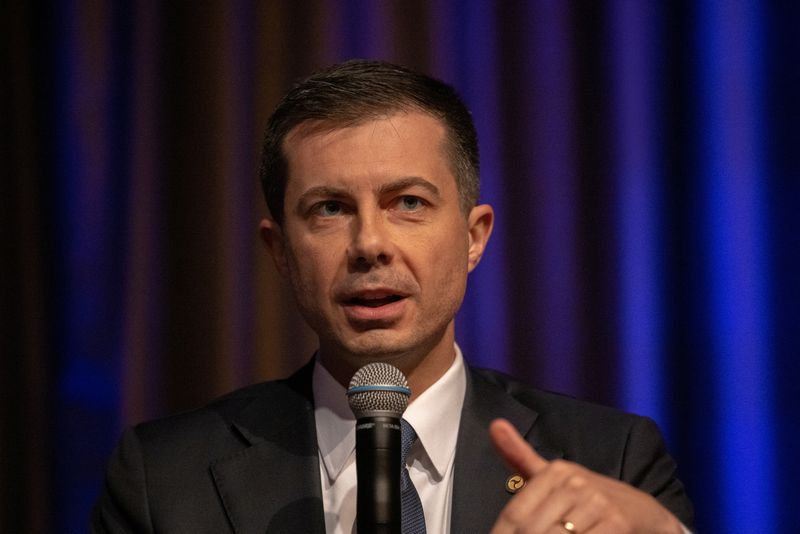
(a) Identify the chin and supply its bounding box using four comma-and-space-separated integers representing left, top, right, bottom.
340, 333, 418, 360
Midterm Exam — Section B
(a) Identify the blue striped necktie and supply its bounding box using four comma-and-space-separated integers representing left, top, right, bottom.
400, 418, 426, 534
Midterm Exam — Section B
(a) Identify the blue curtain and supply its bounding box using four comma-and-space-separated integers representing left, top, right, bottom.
5, 1, 798, 532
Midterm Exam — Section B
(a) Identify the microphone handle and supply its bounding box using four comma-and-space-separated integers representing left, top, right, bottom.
355, 414, 402, 534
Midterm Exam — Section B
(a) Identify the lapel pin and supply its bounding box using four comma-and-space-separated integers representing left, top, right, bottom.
505, 474, 526, 494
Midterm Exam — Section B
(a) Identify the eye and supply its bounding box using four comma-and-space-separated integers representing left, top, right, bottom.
314, 201, 344, 217
397, 196, 424, 211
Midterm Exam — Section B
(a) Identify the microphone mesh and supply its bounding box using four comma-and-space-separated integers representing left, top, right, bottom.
347, 362, 410, 418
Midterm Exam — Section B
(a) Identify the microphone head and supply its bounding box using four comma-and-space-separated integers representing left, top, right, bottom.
347, 362, 411, 418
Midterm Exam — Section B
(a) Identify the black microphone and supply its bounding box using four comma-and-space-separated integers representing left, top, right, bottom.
347, 362, 411, 534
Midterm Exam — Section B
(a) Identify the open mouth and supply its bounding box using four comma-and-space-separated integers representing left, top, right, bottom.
340, 288, 408, 322
348, 294, 404, 308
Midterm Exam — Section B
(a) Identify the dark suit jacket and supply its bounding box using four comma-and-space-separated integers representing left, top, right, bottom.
92, 361, 694, 533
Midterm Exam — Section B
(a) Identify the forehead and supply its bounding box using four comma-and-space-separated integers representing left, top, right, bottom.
282, 111, 456, 195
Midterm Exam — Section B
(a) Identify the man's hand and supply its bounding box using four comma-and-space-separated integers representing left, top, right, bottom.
489, 419, 684, 534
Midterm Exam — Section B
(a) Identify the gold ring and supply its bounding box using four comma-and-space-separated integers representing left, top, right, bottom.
561, 520, 577, 533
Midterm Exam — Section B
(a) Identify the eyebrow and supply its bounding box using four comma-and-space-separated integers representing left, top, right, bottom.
297, 185, 351, 208
296, 177, 442, 208
378, 176, 441, 199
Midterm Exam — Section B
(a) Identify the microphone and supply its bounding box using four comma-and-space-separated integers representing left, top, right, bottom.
347, 362, 411, 534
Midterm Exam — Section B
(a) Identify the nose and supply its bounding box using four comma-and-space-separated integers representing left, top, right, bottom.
348, 210, 393, 269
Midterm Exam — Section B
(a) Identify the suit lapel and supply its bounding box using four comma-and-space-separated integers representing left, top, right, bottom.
450, 367, 563, 533
210, 361, 326, 534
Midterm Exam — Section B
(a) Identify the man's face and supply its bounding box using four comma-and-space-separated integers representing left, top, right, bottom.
261, 111, 492, 378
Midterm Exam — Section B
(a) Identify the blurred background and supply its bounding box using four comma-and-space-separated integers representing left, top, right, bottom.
3, 1, 798, 532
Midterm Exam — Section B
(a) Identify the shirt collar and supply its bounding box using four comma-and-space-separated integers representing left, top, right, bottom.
403, 345, 466, 480
313, 356, 356, 483
313, 345, 467, 484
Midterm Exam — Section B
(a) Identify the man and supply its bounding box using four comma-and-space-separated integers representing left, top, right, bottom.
93, 60, 693, 533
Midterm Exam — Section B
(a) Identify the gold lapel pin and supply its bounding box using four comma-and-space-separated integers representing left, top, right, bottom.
505, 474, 526, 494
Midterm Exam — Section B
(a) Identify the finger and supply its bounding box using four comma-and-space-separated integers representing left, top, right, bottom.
489, 418, 548, 477
491, 460, 577, 532
526, 472, 601, 533
557, 501, 603, 534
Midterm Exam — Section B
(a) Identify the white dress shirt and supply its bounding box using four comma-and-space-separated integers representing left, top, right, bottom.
313, 346, 467, 534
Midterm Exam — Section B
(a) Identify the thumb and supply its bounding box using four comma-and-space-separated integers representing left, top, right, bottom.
489, 418, 548, 478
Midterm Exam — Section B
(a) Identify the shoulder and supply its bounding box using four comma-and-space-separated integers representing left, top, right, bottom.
134, 379, 281, 433
467, 367, 665, 472
466, 367, 694, 527
129, 370, 313, 462
94, 369, 318, 530
469, 366, 642, 425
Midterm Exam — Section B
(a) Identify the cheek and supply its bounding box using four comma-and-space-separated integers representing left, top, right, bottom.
284, 241, 322, 298
289, 232, 338, 275
290, 237, 350, 304
290, 250, 332, 293
420, 229, 470, 284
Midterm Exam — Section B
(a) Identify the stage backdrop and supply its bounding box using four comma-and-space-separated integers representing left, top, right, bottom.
3, 2, 798, 533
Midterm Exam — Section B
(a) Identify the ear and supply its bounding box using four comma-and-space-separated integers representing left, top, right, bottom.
466, 204, 494, 272
259, 217, 290, 278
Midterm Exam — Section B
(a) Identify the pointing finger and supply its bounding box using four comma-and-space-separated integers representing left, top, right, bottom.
489, 418, 549, 477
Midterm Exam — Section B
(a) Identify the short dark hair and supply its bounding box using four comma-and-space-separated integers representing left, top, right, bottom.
259, 59, 480, 224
